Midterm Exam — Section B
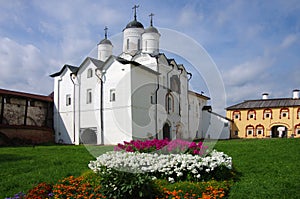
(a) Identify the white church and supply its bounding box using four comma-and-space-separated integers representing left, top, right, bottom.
51, 7, 229, 145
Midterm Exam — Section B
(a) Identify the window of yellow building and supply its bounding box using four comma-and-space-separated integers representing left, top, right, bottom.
247, 110, 256, 120
280, 108, 289, 119
246, 125, 254, 137
297, 108, 300, 119
256, 124, 264, 136
295, 124, 300, 135
263, 109, 272, 119
232, 110, 241, 120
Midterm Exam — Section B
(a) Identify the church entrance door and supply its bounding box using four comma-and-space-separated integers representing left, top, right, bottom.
163, 123, 171, 140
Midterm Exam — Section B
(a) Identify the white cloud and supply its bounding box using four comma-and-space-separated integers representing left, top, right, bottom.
223, 56, 274, 87
0, 37, 53, 95
280, 34, 298, 49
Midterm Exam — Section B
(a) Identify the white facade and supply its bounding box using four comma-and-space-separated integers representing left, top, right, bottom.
51, 12, 211, 145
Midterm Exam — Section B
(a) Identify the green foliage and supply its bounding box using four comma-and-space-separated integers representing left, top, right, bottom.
97, 166, 158, 199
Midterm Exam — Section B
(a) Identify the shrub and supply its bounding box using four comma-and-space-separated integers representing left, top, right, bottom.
97, 166, 158, 199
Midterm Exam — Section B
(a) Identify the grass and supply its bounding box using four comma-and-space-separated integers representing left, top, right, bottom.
0, 144, 113, 198
215, 138, 300, 198
1, 139, 299, 198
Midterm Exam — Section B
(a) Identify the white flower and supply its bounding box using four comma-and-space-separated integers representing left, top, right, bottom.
168, 177, 175, 183
88, 149, 232, 182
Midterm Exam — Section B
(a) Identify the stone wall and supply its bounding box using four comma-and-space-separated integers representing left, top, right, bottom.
0, 89, 54, 145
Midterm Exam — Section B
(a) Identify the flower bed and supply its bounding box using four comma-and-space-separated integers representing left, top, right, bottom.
115, 138, 208, 155
6, 139, 235, 199
89, 150, 232, 182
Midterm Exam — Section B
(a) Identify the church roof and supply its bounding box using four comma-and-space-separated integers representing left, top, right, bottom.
125, 20, 144, 29
188, 90, 210, 100
50, 57, 105, 77
226, 98, 300, 110
50, 64, 78, 77
89, 57, 105, 69
116, 57, 160, 75
144, 26, 159, 33
98, 38, 112, 45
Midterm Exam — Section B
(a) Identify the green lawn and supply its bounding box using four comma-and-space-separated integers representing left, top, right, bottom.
215, 139, 300, 198
0, 145, 113, 198
1, 139, 300, 198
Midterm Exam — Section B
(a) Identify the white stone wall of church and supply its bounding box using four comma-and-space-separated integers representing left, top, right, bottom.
98, 44, 113, 62
188, 94, 201, 139
103, 60, 133, 144
54, 69, 75, 144
76, 61, 102, 144
131, 65, 157, 139
142, 32, 160, 54
179, 72, 189, 139
123, 28, 144, 54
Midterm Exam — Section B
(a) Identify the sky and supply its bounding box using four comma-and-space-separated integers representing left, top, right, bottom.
0, 0, 299, 111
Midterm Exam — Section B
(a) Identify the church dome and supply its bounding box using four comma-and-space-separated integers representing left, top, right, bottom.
125, 20, 144, 29
144, 26, 159, 33
99, 38, 112, 45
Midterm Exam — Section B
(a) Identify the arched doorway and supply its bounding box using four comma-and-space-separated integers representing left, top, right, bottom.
271, 125, 287, 138
80, 128, 97, 144
163, 123, 171, 140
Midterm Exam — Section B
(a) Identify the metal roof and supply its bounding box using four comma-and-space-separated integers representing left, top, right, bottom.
0, 88, 53, 102
50, 64, 78, 77
125, 20, 144, 29
98, 38, 112, 45
226, 98, 300, 110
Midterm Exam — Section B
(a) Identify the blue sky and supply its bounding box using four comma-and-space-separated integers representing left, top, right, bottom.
0, 0, 299, 109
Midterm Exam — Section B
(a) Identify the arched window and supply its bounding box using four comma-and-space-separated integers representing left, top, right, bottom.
87, 89, 92, 104
127, 39, 129, 50
263, 109, 272, 119
232, 110, 241, 120
295, 124, 300, 136
165, 93, 174, 113
280, 108, 289, 119
297, 108, 300, 119
256, 124, 264, 136
245, 125, 254, 137
247, 110, 256, 120
138, 39, 141, 50
110, 89, 116, 102
87, 68, 93, 78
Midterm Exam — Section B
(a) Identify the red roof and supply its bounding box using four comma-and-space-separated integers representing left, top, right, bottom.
0, 88, 53, 102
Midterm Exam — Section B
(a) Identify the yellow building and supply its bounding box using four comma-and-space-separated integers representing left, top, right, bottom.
226, 90, 300, 138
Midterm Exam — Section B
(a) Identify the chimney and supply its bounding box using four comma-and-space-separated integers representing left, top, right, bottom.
262, 93, 269, 100
293, 89, 300, 99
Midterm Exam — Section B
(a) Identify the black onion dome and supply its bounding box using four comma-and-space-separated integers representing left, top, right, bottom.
144, 26, 159, 33
99, 38, 112, 45
125, 20, 144, 29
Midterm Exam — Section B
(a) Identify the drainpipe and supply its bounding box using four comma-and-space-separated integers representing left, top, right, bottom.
154, 56, 160, 139
70, 73, 77, 144
186, 72, 192, 136
178, 68, 183, 116
95, 69, 104, 145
